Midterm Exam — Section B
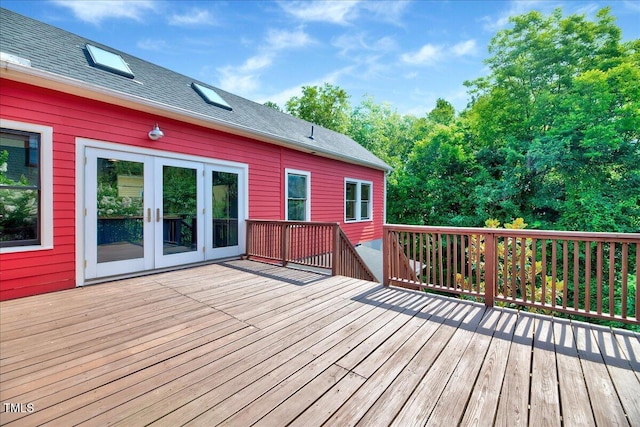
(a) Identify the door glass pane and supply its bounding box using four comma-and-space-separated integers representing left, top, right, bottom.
212, 171, 238, 248
163, 165, 197, 255
97, 158, 144, 263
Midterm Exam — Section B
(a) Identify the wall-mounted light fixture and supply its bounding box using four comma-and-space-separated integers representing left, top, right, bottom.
148, 123, 164, 141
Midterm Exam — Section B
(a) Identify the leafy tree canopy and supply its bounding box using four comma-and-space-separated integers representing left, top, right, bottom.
285, 83, 351, 134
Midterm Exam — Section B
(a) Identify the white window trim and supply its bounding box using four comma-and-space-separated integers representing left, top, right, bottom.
285, 168, 311, 221
0, 119, 53, 254
344, 178, 373, 223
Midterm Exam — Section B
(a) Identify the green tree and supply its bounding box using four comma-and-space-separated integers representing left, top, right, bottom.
263, 101, 282, 111
391, 117, 480, 226
465, 7, 640, 231
285, 83, 351, 134
349, 96, 416, 170
427, 98, 456, 125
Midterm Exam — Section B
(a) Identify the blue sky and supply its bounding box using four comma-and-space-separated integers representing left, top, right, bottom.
3, 1, 639, 115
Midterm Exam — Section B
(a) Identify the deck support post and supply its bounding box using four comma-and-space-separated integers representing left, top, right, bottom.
332, 223, 340, 276
484, 231, 496, 307
245, 220, 252, 259
382, 227, 390, 286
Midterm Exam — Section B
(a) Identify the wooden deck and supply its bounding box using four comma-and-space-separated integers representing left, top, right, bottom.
1, 260, 638, 426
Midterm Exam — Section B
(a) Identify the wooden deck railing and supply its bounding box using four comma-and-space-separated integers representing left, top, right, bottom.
246, 220, 376, 282
384, 224, 640, 325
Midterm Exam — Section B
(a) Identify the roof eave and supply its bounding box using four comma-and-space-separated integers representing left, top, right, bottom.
0, 61, 391, 172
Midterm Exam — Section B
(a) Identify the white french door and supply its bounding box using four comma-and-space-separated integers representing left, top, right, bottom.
84, 147, 245, 280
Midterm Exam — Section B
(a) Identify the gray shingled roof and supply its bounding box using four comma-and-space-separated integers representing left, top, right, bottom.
0, 8, 390, 171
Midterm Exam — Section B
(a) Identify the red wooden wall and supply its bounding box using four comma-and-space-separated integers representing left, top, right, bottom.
0, 80, 385, 299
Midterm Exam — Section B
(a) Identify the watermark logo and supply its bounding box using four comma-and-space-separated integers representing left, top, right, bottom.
2, 402, 35, 413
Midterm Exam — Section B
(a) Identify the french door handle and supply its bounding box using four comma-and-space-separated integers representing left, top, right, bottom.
156, 208, 161, 222
147, 208, 151, 223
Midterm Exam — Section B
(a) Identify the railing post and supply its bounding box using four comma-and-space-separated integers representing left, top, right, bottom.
383, 227, 390, 286
282, 223, 290, 267
484, 231, 496, 307
245, 220, 252, 259
332, 224, 340, 276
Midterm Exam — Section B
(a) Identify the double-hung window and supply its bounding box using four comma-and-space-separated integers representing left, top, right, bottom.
0, 120, 53, 252
285, 169, 310, 221
345, 179, 372, 222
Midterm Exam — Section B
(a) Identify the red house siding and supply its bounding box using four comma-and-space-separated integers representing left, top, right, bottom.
0, 80, 385, 300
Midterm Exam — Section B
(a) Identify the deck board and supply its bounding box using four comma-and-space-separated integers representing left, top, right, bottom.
1, 260, 638, 426
552, 318, 597, 427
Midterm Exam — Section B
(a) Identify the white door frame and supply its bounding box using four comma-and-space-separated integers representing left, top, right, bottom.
76, 138, 248, 286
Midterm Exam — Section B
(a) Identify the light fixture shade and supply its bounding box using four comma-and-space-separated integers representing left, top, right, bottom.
148, 123, 164, 140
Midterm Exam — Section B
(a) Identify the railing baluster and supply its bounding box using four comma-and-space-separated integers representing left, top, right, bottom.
550, 239, 557, 309
585, 241, 591, 313
475, 234, 481, 294
573, 241, 580, 311
510, 237, 517, 300
531, 238, 537, 304
596, 241, 603, 315
609, 242, 615, 318
636, 242, 639, 321
437, 233, 443, 287
561, 241, 567, 310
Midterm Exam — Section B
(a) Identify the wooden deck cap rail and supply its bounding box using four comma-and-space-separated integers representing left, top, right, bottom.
246, 220, 376, 282
383, 224, 640, 325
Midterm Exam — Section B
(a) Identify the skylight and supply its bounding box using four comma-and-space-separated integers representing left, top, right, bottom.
86, 44, 134, 79
192, 82, 232, 111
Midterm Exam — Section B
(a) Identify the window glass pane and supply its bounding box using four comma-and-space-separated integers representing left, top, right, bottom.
361, 184, 371, 201
288, 199, 306, 221
288, 174, 307, 199
0, 129, 40, 246
0, 131, 39, 186
360, 201, 370, 219
0, 188, 38, 243
346, 200, 356, 221
192, 82, 232, 111
346, 182, 357, 201
86, 44, 134, 78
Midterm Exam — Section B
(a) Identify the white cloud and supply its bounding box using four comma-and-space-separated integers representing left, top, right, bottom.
333, 33, 396, 56
168, 8, 215, 26
401, 39, 477, 66
452, 39, 477, 57
401, 44, 442, 65
216, 27, 314, 98
481, 0, 556, 32
240, 54, 273, 73
279, 0, 360, 24
360, 0, 411, 26
266, 28, 313, 50
136, 38, 170, 52
217, 71, 261, 97
51, 0, 156, 25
